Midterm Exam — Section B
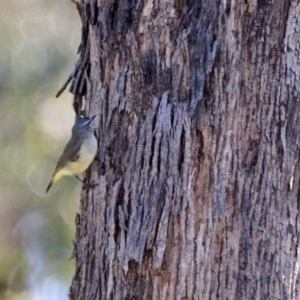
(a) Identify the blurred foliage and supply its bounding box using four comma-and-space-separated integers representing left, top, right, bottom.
0, 1, 83, 299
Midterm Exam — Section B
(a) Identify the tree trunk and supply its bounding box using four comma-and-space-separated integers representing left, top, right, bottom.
68, 0, 300, 299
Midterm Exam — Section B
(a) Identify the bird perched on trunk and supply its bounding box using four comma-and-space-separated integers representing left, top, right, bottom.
46, 116, 97, 193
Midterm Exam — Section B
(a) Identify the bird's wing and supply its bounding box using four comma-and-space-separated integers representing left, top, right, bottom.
54, 136, 82, 173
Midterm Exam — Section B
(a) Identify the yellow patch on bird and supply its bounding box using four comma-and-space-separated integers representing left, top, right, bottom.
46, 125, 97, 193
55, 134, 97, 178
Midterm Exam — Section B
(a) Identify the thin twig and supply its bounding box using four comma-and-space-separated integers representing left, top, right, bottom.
70, 0, 82, 21
56, 75, 72, 98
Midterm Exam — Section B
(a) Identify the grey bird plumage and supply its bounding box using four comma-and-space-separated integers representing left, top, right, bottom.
46, 116, 97, 193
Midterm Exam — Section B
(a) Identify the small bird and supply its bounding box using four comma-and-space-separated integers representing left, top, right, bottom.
46, 116, 97, 193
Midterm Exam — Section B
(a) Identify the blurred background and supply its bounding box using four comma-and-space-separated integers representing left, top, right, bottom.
0, 1, 82, 299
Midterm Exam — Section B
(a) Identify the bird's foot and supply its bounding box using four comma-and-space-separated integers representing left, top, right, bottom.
75, 175, 99, 189
83, 180, 99, 189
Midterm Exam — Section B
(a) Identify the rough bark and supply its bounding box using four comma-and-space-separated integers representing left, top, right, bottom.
67, 0, 300, 299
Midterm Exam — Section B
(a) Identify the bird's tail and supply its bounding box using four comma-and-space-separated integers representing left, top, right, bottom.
46, 179, 54, 193
45, 170, 65, 193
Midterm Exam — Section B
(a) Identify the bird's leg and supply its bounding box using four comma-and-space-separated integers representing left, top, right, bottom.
75, 175, 99, 188
75, 175, 84, 183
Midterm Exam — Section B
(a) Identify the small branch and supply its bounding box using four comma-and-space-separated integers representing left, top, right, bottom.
56, 75, 72, 98
56, 63, 80, 98
70, 0, 83, 21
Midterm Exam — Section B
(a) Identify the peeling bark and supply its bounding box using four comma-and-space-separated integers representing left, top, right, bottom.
68, 0, 300, 299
